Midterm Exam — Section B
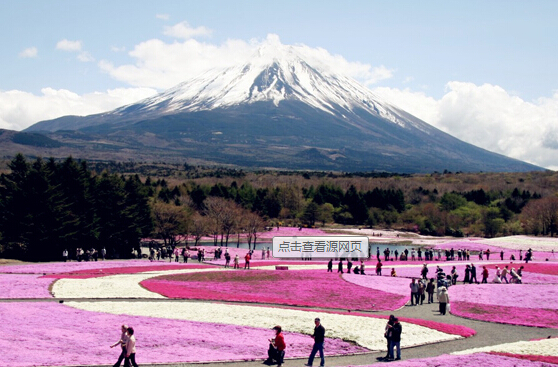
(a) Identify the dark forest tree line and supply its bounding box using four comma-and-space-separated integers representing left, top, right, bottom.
0, 155, 152, 261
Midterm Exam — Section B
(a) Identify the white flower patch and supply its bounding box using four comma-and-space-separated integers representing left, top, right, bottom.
51, 268, 230, 299
453, 337, 558, 356
67, 300, 462, 351
481, 236, 558, 252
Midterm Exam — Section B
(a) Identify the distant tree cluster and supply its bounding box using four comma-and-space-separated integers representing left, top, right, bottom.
0, 154, 153, 261
1, 155, 557, 262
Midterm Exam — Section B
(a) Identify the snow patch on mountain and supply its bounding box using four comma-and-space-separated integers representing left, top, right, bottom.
112, 37, 432, 134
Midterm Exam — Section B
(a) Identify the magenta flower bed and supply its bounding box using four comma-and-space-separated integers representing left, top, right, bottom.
518, 262, 558, 275
451, 284, 558, 309
141, 270, 407, 311
0, 302, 367, 367
0, 274, 53, 298
451, 302, 558, 329
348, 352, 557, 366
490, 352, 558, 365
342, 273, 413, 300
41, 264, 212, 279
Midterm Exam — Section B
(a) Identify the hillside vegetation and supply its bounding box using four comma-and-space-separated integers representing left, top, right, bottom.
1, 155, 557, 261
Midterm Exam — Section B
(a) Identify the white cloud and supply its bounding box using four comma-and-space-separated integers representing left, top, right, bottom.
56, 39, 82, 52
163, 21, 212, 39
19, 47, 38, 58
373, 82, 558, 170
0, 87, 157, 131
111, 46, 126, 52
99, 33, 393, 90
156, 14, 170, 20
77, 51, 95, 62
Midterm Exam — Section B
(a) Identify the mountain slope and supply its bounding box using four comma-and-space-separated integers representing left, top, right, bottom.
25, 41, 542, 173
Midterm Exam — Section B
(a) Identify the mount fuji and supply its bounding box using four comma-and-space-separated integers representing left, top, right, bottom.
25, 39, 541, 173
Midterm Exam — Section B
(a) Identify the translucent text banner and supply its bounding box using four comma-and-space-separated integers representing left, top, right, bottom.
272, 236, 369, 259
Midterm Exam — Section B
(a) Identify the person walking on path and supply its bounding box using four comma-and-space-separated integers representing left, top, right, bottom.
327, 259, 333, 272
382, 315, 395, 360
501, 265, 510, 284
110, 324, 129, 367
124, 327, 138, 367
305, 318, 325, 367
347, 259, 353, 273
438, 286, 450, 315
234, 254, 240, 269
451, 266, 458, 285
463, 265, 470, 284
421, 264, 428, 280
426, 278, 435, 304
481, 266, 489, 283
470, 263, 478, 284
224, 251, 230, 268
409, 278, 419, 306
337, 259, 344, 273
418, 279, 426, 305
376, 259, 383, 276
265, 325, 286, 367
387, 317, 402, 360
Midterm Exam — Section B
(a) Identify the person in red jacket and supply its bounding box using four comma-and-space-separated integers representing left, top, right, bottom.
265, 325, 286, 366
244, 252, 251, 269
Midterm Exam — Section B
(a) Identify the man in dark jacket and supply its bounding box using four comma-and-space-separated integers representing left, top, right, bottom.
305, 318, 325, 367
387, 317, 402, 360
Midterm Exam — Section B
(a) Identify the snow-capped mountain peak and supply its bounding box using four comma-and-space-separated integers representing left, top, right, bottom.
114, 38, 418, 130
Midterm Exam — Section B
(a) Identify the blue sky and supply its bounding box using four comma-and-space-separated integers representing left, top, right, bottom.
2, 1, 558, 168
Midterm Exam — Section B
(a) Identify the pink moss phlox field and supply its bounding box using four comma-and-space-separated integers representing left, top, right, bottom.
141, 269, 407, 311
342, 273, 412, 299
451, 284, 558, 309
490, 352, 558, 365
0, 260, 167, 274
451, 302, 558, 329
347, 352, 557, 366
518, 263, 558, 276
0, 274, 53, 298
41, 264, 212, 279
0, 302, 367, 367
